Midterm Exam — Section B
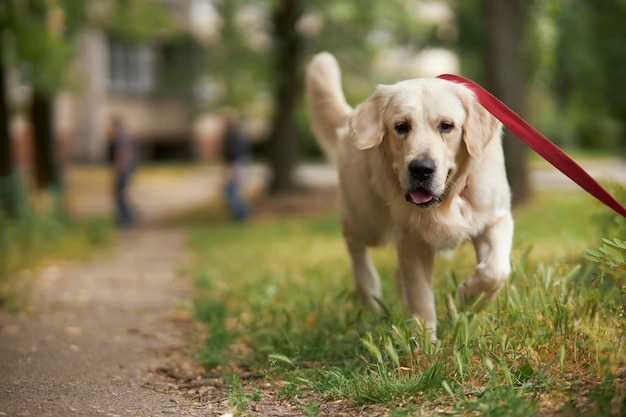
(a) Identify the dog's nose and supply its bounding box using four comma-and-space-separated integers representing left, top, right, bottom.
408, 158, 436, 181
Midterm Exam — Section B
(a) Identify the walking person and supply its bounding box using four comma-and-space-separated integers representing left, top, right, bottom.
222, 112, 252, 221
108, 116, 137, 228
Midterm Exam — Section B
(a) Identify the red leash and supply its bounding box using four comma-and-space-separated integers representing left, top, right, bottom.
437, 74, 626, 218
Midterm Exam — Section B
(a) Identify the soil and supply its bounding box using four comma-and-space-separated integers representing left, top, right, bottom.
0, 229, 202, 416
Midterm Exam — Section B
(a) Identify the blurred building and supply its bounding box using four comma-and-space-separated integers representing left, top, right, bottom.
54, 0, 222, 164
61, 33, 192, 163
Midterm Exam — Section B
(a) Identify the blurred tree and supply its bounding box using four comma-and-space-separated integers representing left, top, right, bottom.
267, 0, 305, 194
8, 0, 80, 200
0, 0, 70, 217
591, 0, 626, 153
484, 0, 529, 205
0, 51, 18, 218
208, 0, 623, 200
457, 0, 530, 205
455, 0, 486, 82
207, 0, 307, 194
207, 0, 442, 195
553, 0, 626, 152
0, 0, 176, 218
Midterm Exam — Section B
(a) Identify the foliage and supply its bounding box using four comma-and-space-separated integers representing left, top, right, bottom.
0, 0, 178, 94
205, 0, 626, 164
585, 183, 626, 316
1, 0, 74, 94
454, 0, 487, 82
188, 190, 625, 415
100, 0, 179, 42
584, 238, 626, 317
455, 0, 626, 152
201, 0, 445, 116
543, 0, 626, 150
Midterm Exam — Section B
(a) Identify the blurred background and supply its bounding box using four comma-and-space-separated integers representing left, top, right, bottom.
1, 0, 625, 221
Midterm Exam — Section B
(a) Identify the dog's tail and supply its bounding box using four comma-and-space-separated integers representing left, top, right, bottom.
306, 52, 352, 166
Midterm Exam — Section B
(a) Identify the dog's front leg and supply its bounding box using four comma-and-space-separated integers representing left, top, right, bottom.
396, 231, 437, 336
345, 237, 382, 309
458, 212, 514, 303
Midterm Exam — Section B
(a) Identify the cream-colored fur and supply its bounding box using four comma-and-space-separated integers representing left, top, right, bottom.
306, 52, 513, 337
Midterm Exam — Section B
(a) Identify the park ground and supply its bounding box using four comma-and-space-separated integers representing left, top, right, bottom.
0, 159, 625, 416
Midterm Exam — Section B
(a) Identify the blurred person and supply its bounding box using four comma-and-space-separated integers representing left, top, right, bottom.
108, 116, 137, 228
222, 111, 252, 221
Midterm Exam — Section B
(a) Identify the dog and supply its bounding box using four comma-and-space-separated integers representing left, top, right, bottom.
306, 52, 514, 337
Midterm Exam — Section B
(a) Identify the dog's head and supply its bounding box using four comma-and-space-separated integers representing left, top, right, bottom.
348, 78, 500, 208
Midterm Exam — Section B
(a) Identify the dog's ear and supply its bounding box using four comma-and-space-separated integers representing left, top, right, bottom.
348, 86, 389, 150
461, 91, 501, 158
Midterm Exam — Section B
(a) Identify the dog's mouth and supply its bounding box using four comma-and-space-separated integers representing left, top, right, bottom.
405, 187, 442, 208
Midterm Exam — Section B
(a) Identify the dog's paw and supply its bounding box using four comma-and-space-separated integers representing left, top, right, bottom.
457, 276, 503, 309
457, 281, 487, 306
458, 260, 509, 305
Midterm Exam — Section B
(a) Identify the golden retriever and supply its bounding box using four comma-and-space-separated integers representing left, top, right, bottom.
306, 52, 513, 337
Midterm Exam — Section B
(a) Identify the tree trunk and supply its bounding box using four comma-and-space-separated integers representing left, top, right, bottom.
31, 87, 65, 219
484, 0, 530, 205
31, 88, 61, 190
267, 0, 305, 195
0, 60, 19, 218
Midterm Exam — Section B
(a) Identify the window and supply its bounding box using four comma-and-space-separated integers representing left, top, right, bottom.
108, 37, 156, 94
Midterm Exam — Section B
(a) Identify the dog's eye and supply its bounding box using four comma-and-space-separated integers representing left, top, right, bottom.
395, 122, 411, 135
438, 121, 454, 133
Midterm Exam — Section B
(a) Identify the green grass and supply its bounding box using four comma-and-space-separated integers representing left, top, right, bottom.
188, 189, 626, 416
0, 195, 113, 312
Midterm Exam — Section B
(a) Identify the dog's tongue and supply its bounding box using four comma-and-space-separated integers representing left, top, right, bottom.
408, 188, 434, 205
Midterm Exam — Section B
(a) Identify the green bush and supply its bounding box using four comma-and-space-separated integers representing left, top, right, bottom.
585, 238, 626, 316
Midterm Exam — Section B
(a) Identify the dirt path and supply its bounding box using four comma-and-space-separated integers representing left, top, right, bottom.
0, 229, 208, 416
